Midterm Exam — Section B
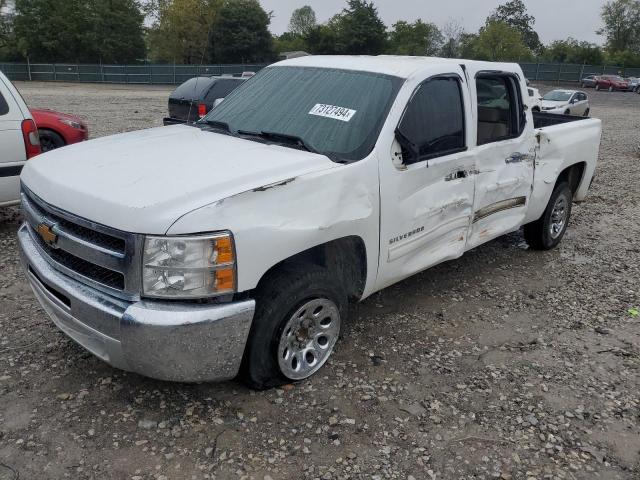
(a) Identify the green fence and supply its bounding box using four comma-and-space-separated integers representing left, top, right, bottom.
0, 62, 269, 84
519, 62, 640, 83
2, 61, 640, 85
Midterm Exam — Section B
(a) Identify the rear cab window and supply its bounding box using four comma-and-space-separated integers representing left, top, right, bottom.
205, 79, 244, 102
476, 73, 526, 145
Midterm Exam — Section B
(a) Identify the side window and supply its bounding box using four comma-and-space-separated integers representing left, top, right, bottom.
396, 76, 466, 164
205, 80, 243, 102
476, 75, 525, 145
0, 91, 8, 116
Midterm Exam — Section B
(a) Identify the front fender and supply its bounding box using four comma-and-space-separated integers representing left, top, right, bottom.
166, 160, 380, 296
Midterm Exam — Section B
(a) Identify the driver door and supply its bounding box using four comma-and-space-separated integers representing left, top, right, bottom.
376, 71, 476, 290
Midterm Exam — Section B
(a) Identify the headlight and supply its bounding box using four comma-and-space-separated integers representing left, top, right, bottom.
142, 233, 236, 299
59, 118, 84, 130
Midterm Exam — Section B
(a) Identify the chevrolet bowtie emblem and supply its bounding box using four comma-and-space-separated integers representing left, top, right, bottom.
37, 223, 58, 247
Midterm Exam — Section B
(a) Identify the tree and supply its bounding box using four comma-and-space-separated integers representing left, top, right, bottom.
387, 20, 443, 56
305, 23, 340, 55
0, 0, 14, 56
148, 0, 220, 64
488, 0, 542, 54
333, 0, 386, 55
544, 38, 604, 65
440, 19, 465, 58
273, 32, 307, 55
471, 20, 533, 62
208, 0, 273, 63
288, 5, 316, 36
599, 0, 640, 53
11, 0, 145, 63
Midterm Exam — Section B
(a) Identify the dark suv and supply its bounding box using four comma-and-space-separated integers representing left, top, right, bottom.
163, 76, 245, 125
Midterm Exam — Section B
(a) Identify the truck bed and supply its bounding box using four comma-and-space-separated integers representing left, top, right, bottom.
533, 111, 588, 129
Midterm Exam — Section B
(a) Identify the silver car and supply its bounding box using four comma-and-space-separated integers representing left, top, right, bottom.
625, 77, 639, 92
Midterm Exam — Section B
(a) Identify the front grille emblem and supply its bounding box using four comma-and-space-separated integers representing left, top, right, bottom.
37, 223, 58, 247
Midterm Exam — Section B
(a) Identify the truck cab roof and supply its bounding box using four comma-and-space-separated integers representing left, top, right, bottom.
275, 55, 522, 79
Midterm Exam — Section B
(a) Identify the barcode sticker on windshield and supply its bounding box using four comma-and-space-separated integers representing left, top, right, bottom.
309, 104, 357, 122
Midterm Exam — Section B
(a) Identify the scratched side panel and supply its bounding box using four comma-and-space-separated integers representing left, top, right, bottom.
524, 118, 601, 224
166, 160, 380, 296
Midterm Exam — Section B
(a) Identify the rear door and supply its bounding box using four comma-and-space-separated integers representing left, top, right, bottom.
0, 72, 28, 204
466, 69, 535, 249
167, 77, 213, 122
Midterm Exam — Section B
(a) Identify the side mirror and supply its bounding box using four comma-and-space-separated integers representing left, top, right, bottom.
213, 98, 224, 108
394, 128, 420, 165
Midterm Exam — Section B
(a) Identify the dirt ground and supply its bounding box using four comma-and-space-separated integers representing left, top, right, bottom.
0, 80, 639, 480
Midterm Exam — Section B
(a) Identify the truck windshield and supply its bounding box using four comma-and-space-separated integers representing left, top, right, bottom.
200, 66, 403, 162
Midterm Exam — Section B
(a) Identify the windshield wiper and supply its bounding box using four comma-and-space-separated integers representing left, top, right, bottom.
238, 130, 318, 153
197, 119, 232, 134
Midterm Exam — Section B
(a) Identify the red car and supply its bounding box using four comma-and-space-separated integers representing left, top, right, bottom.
595, 75, 630, 92
30, 109, 89, 152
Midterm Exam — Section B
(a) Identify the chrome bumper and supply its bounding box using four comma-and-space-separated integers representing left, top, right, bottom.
18, 224, 255, 382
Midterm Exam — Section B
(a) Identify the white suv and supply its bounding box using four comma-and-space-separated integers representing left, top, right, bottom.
0, 71, 40, 206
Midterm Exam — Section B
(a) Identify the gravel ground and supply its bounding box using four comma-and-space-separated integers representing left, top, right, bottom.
0, 81, 639, 480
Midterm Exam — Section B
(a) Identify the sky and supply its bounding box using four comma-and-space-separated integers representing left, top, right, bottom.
259, 0, 606, 46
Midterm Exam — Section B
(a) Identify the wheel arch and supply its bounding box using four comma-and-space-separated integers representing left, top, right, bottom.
254, 236, 367, 302
555, 161, 586, 198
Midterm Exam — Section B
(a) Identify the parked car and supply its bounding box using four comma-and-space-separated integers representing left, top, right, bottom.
541, 90, 590, 116
625, 77, 639, 92
0, 71, 40, 207
163, 76, 246, 125
580, 75, 600, 88
19, 56, 601, 389
31, 109, 89, 152
528, 87, 542, 111
595, 75, 630, 91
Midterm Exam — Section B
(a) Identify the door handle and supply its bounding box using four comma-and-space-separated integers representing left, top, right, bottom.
444, 170, 468, 181
505, 152, 534, 164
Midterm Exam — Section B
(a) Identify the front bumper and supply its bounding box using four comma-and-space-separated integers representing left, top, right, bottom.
18, 224, 255, 382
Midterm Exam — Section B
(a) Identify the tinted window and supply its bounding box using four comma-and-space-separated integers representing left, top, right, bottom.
171, 77, 215, 100
476, 75, 525, 145
0, 91, 8, 116
205, 79, 244, 102
205, 66, 403, 162
397, 77, 465, 162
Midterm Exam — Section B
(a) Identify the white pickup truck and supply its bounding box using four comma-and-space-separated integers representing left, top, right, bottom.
18, 56, 601, 389
0, 71, 40, 206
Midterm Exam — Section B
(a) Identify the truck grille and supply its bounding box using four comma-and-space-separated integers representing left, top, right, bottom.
21, 187, 142, 300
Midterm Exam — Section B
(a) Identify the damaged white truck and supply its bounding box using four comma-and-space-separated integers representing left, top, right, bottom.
19, 56, 601, 389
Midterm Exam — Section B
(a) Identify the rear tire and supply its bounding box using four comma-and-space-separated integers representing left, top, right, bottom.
38, 129, 65, 152
608, 86, 613, 92
524, 182, 572, 251
240, 264, 347, 390
564, 109, 570, 115
595, 84, 600, 91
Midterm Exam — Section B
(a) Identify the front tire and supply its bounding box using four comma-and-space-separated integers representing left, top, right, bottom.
241, 264, 347, 390
595, 84, 600, 91
524, 182, 572, 251
583, 108, 590, 117
38, 129, 65, 152
608, 86, 614, 92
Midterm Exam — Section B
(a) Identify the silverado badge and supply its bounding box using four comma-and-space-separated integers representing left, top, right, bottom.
37, 223, 58, 247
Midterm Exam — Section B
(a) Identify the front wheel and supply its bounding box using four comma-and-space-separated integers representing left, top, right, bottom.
38, 129, 65, 152
608, 86, 614, 92
583, 108, 590, 117
524, 182, 572, 250
595, 84, 600, 91
241, 265, 347, 390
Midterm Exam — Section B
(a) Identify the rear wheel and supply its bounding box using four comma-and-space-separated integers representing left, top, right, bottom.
241, 264, 347, 390
595, 84, 600, 91
608, 86, 614, 92
564, 109, 570, 115
38, 129, 65, 152
524, 182, 572, 251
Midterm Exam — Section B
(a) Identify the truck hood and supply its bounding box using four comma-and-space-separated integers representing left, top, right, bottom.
21, 125, 338, 233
